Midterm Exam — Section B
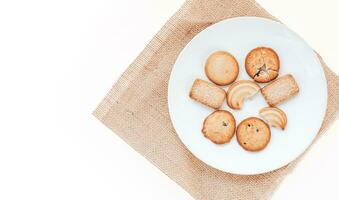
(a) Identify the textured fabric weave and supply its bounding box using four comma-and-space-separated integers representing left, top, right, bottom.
93, 0, 339, 199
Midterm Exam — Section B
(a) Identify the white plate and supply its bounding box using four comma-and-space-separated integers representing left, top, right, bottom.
168, 17, 327, 175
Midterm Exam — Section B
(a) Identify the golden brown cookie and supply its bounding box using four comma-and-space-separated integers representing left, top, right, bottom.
261, 74, 299, 106
236, 117, 271, 151
205, 51, 239, 86
259, 107, 287, 130
202, 110, 236, 144
245, 47, 280, 83
189, 79, 226, 109
226, 80, 260, 110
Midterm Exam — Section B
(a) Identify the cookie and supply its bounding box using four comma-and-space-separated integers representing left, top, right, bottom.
245, 47, 280, 83
226, 80, 260, 110
236, 117, 271, 151
259, 107, 287, 130
205, 51, 239, 86
202, 110, 236, 144
261, 74, 299, 106
189, 79, 226, 109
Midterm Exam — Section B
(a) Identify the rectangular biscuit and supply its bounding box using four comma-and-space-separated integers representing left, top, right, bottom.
189, 79, 226, 109
261, 74, 299, 106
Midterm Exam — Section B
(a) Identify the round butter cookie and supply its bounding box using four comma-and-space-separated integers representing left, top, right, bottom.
245, 47, 280, 83
205, 51, 239, 86
202, 110, 236, 144
236, 117, 271, 151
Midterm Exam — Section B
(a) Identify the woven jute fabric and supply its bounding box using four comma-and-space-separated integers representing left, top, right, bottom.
93, 0, 339, 199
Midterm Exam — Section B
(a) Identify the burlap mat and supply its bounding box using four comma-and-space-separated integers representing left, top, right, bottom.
93, 0, 339, 199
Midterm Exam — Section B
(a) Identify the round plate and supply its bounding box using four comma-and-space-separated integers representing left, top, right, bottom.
168, 17, 327, 175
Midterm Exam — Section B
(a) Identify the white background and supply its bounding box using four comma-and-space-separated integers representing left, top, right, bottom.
0, 0, 338, 199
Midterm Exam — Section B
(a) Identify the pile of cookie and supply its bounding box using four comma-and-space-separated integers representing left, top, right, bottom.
189, 47, 299, 151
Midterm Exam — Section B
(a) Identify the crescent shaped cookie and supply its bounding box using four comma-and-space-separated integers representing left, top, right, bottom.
260, 107, 287, 130
226, 80, 260, 110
